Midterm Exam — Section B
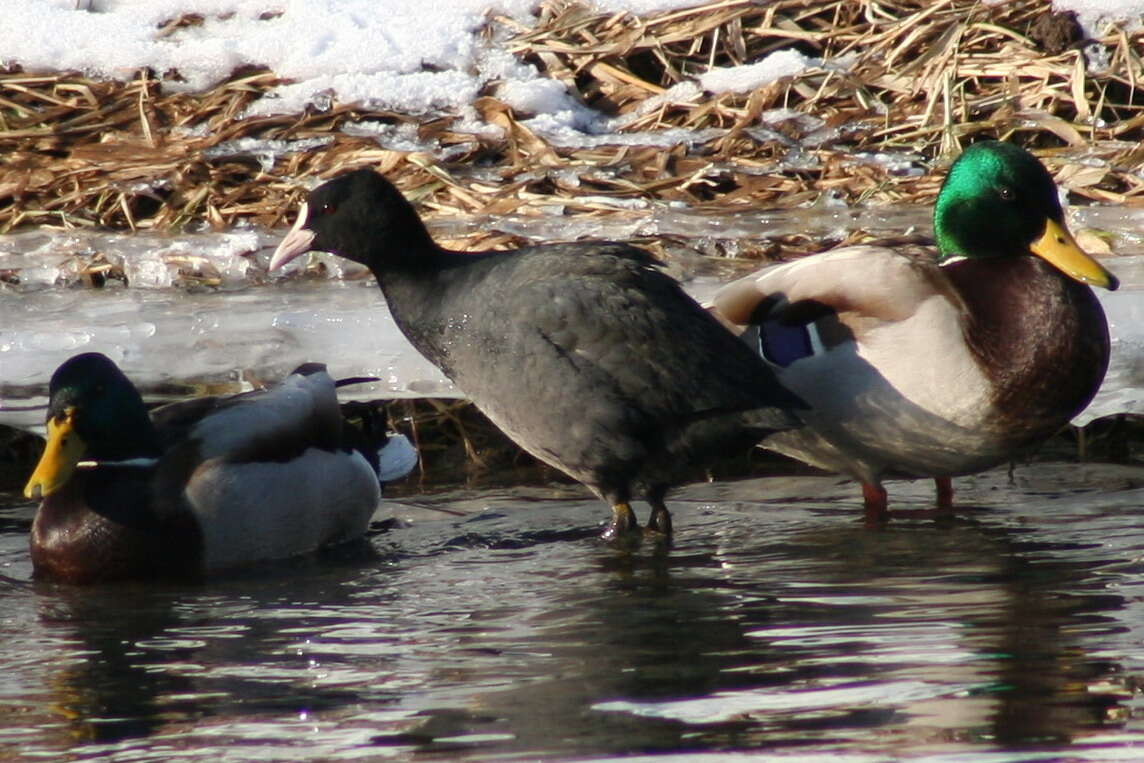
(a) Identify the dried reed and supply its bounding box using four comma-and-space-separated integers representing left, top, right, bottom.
0, 0, 1138, 245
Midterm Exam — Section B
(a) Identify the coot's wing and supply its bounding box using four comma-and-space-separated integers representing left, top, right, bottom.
442, 243, 800, 483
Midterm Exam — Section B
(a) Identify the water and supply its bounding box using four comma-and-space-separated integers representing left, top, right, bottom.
3, 463, 1144, 760
4, 206, 1144, 759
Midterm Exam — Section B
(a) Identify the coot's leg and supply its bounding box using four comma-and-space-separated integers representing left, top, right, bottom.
602, 502, 639, 542
645, 486, 672, 536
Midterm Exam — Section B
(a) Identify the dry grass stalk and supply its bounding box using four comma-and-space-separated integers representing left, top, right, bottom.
0, 0, 1139, 251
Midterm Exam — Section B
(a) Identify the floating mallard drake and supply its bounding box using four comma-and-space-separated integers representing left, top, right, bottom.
710, 140, 1118, 522
24, 353, 418, 583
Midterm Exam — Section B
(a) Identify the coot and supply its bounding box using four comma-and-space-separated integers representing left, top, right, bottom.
270, 169, 804, 539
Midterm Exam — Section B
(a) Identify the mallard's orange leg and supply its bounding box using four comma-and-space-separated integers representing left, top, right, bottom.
862, 482, 888, 526
934, 477, 954, 514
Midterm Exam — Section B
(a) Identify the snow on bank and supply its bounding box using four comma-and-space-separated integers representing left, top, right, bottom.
1054, 0, 1144, 36
1, 0, 820, 144
2, 1, 1140, 154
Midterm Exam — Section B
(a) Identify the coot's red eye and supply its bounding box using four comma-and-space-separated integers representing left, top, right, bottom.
320, 203, 337, 215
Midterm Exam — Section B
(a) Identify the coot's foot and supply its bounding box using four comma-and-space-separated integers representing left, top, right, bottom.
601, 502, 640, 543
646, 503, 672, 536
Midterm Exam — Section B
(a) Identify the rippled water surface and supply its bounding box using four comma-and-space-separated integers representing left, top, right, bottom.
4, 208, 1144, 760
3, 463, 1144, 761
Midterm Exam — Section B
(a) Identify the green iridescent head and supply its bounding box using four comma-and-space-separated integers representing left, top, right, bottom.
25, 353, 159, 499
933, 140, 1117, 290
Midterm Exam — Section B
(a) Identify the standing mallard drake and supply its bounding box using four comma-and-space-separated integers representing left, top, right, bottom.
710, 140, 1118, 523
24, 353, 418, 583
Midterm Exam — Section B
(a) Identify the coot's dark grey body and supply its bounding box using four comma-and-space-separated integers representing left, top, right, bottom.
271, 170, 804, 538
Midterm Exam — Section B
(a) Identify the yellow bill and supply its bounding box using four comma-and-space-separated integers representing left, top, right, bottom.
1031, 218, 1119, 291
24, 409, 86, 500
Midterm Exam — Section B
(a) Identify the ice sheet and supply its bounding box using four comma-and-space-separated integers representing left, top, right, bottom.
2, 205, 1142, 434
0, 281, 454, 434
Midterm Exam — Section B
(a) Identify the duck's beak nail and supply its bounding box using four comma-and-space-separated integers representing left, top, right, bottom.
1030, 218, 1118, 291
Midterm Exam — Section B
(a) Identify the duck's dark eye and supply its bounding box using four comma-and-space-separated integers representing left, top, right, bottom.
997, 186, 1015, 202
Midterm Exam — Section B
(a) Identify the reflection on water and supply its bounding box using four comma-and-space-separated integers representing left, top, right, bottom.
1, 463, 1144, 760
